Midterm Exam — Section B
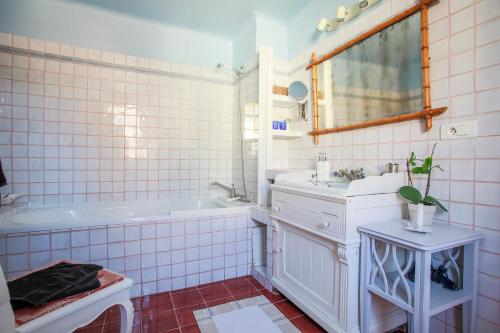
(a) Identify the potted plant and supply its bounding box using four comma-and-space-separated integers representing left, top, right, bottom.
399, 143, 448, 227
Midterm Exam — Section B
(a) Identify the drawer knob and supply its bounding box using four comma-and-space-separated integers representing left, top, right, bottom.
322, 221, 331, 228
274, 207, 281, 212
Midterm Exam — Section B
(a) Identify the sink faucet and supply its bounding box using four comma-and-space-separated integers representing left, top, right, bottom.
332, 168, 365, 181
210, 181, 237, 198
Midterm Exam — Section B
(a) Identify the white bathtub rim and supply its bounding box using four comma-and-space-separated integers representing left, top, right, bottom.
0, 200, 254, 234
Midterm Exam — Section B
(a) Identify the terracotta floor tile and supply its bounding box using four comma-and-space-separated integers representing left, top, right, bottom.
74, 324, 103, 333
131, 297, 142, 311
247, 276, 266, 290
141, 308, 159, 322
140, 308, 179, 333
180, 324, 201, 333
274, 300, 304, 319
102, 321, 120, 333
73, 275, 340, 333
132, 310, 142, 326
196, 281, 225, 289
198, 283, 231, 302
140, 317, 159, 333
291, 315, 327, 333
106, 305, 122, 323
140, 293, 174, 313
93, 311, 107, 325
232, 288, 261, 300
170, 286, 198, 294
223, 277, 253, 291
205, 296, 236, 307
171, 290, 205, 309
155, 310, 179, 332
261, 288, 286, 303
175, 303, 206, 327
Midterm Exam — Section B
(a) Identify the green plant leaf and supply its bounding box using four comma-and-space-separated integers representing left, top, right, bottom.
411, 166, 429, 174
423, 195, 448, 212
409, 152, 416, 165
399, 186, 422, 204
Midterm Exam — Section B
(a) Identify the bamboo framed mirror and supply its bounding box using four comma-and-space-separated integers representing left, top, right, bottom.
308, 0, 447, 144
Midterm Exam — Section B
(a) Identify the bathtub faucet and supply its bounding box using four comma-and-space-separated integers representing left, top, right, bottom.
210, 181, 237, 198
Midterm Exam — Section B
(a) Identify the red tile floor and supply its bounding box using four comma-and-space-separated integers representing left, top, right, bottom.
75, 275, 326, 333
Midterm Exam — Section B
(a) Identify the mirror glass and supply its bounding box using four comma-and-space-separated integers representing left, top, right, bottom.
316, 12, 423, 129
288, 81, 308, 101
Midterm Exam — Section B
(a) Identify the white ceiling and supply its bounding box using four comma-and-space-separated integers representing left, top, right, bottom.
64, 0, 308, 38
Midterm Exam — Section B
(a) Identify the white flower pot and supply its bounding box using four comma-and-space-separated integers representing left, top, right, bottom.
408, 203, 436, 227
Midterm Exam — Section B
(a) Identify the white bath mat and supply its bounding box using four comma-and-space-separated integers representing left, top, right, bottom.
213, 306, 281, 333
194, 295, 299, 333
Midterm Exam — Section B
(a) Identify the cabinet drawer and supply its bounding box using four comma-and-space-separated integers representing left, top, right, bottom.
272, 191, 345, 238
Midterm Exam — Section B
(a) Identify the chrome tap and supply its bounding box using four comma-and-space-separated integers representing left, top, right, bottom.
210, 181, 251, 202
332, 168, 365, 181
210, 181, 237, 198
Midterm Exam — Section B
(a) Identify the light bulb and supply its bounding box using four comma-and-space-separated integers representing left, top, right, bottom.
317, 17, 329, 32
336, 6, 346, 22
358, 0, 369, 8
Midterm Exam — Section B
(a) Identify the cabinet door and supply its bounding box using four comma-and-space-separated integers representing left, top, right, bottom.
276, 221, 340, 321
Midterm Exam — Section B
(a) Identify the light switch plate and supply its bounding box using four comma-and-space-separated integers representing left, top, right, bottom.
440, 121, 477, 139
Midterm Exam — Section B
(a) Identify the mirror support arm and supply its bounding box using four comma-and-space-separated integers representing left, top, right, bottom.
311, 52, 319, 145
421, 3, 432, 131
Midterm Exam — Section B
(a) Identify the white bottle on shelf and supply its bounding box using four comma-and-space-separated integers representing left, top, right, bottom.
316, 153, 330, 181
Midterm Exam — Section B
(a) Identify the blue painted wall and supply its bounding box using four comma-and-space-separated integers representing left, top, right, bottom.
0, 0, 233, 68
233, 14, 256, 68
255, 13, 288, 61
286, 0, 343, 59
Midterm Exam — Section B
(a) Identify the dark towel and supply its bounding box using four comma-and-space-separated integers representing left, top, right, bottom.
7, 262, 102, 310
0, 159, 6, 187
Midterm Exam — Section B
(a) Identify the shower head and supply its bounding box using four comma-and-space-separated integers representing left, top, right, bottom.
215, 63, 243, 77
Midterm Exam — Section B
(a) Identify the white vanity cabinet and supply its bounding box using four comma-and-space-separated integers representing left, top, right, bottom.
270, 172, 409, 333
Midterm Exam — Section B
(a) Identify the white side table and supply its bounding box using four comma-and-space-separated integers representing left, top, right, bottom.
358, 220, 482, 333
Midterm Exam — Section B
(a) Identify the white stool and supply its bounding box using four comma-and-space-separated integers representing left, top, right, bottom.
0, 262, 134, 333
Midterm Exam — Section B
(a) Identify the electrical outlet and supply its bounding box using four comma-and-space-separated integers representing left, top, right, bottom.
440, 121, 477, 139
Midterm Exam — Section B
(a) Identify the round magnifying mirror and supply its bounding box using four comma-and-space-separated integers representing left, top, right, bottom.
288, 81, 308, 101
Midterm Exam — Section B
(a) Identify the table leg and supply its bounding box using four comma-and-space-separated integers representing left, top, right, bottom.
462, 300, 471, 333
462, 241, 479, 333
419, 251, 432, 333
119, 300, 134, 333
360, 233, 372, 333
407, 312, 414, 333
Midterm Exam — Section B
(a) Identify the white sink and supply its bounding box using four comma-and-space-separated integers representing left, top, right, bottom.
273, 170, 405, 198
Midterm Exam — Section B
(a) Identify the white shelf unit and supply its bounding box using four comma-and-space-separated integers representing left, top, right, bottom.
272, 130, 303, 139
272, 94, 298, 108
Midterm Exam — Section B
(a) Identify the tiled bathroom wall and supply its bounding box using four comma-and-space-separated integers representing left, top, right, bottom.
0, 213, 254, 297
0, 34, 236, 207
282, 0, 500, 331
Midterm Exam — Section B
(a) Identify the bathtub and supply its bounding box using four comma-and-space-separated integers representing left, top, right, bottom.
0, 198, 256, 297
0, 198, 251, 233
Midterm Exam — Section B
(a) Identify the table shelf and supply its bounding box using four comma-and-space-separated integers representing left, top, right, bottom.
370, 272, 472, 316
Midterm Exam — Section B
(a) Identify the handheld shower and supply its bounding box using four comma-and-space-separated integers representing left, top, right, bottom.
215, 63, 244, 77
